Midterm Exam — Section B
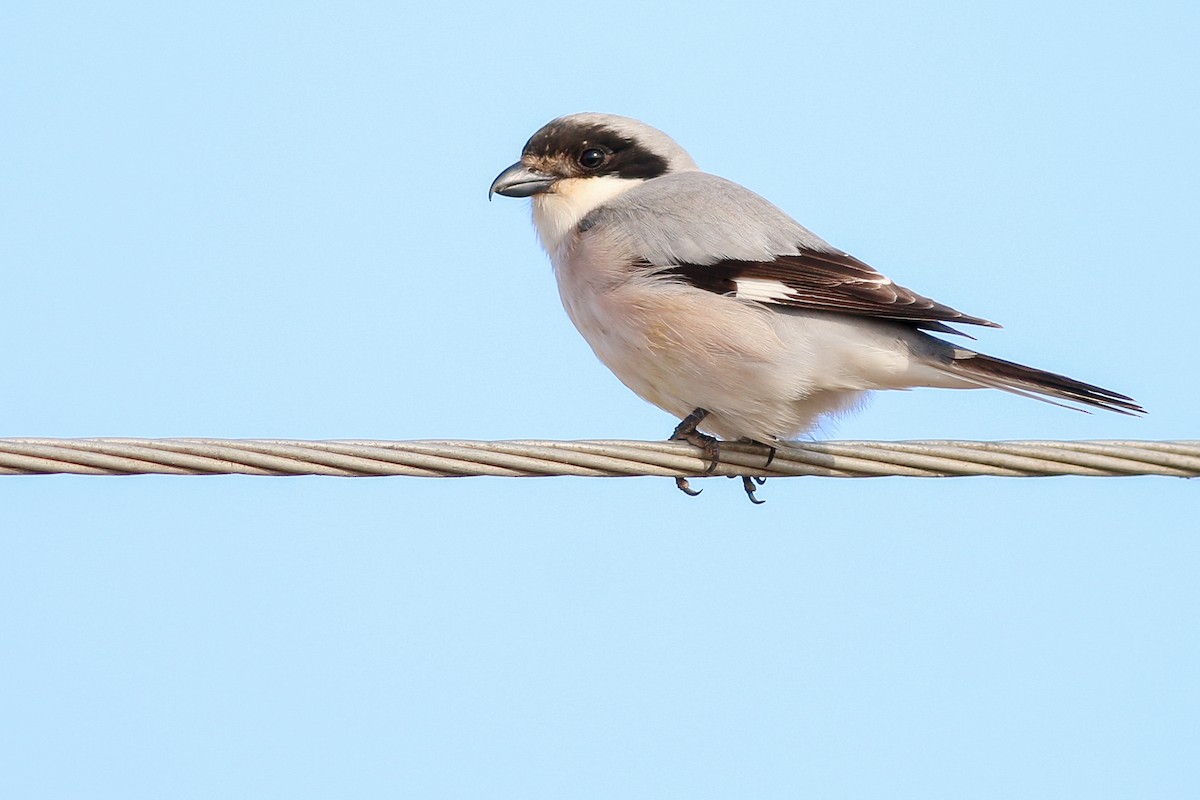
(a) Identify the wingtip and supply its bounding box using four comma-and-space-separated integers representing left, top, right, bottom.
959, 314, 1002, 329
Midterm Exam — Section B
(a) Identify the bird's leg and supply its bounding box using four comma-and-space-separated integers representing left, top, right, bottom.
670, 408, 720, 473
671, 408, 720, 497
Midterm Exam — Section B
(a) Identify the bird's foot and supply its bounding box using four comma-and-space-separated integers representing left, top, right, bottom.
746, 439, 777, 467
670, 408, 720, 473
671, 408, 720, 498
730, 440, 776, 503
670, 413, 772, 503
741, 475, 767, 505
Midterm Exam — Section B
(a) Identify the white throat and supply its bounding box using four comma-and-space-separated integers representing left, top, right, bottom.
531, 175, 643, 258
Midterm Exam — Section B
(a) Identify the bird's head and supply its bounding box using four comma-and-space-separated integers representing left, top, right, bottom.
490, 113, 699, 254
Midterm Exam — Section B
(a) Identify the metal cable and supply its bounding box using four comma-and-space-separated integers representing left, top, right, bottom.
0, 438, 1196, 479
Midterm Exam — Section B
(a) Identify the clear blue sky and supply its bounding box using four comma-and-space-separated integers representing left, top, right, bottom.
2, 2, 1197, 797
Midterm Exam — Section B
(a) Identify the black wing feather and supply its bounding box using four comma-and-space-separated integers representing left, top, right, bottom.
654, 248, 1000, 334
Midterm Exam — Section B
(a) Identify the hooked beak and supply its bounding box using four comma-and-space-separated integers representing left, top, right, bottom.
489, 161, 556, 200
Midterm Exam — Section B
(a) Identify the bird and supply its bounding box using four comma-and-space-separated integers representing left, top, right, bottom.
489, 113, 1143, 502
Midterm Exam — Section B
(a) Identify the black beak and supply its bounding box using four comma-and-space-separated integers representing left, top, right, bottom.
489, 162, 556, 200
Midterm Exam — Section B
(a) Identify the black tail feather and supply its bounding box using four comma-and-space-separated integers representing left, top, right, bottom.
949, 352, 1145, 416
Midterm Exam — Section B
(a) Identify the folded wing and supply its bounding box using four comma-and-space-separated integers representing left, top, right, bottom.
653, 248, 1000, 336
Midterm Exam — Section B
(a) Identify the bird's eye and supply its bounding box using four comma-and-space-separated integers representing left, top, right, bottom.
578, 147, 607, 169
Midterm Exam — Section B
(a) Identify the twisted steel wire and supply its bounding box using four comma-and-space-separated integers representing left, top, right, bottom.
0, 438, 1196, 479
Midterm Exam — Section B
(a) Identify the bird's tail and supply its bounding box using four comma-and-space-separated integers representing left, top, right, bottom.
939, 348, 1145, 415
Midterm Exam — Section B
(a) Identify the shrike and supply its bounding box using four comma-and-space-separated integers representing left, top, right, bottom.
490, 113, 1143, 502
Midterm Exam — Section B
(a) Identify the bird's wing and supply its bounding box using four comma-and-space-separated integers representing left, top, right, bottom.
582, 172, 999, 334
652, 249, 1000, 333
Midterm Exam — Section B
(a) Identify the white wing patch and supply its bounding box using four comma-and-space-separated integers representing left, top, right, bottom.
733, 277, 796, 303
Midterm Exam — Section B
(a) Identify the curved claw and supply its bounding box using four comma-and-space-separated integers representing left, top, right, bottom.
747, 439, 778, 467
741, 476, 766, 504
675, 476, 703, 497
